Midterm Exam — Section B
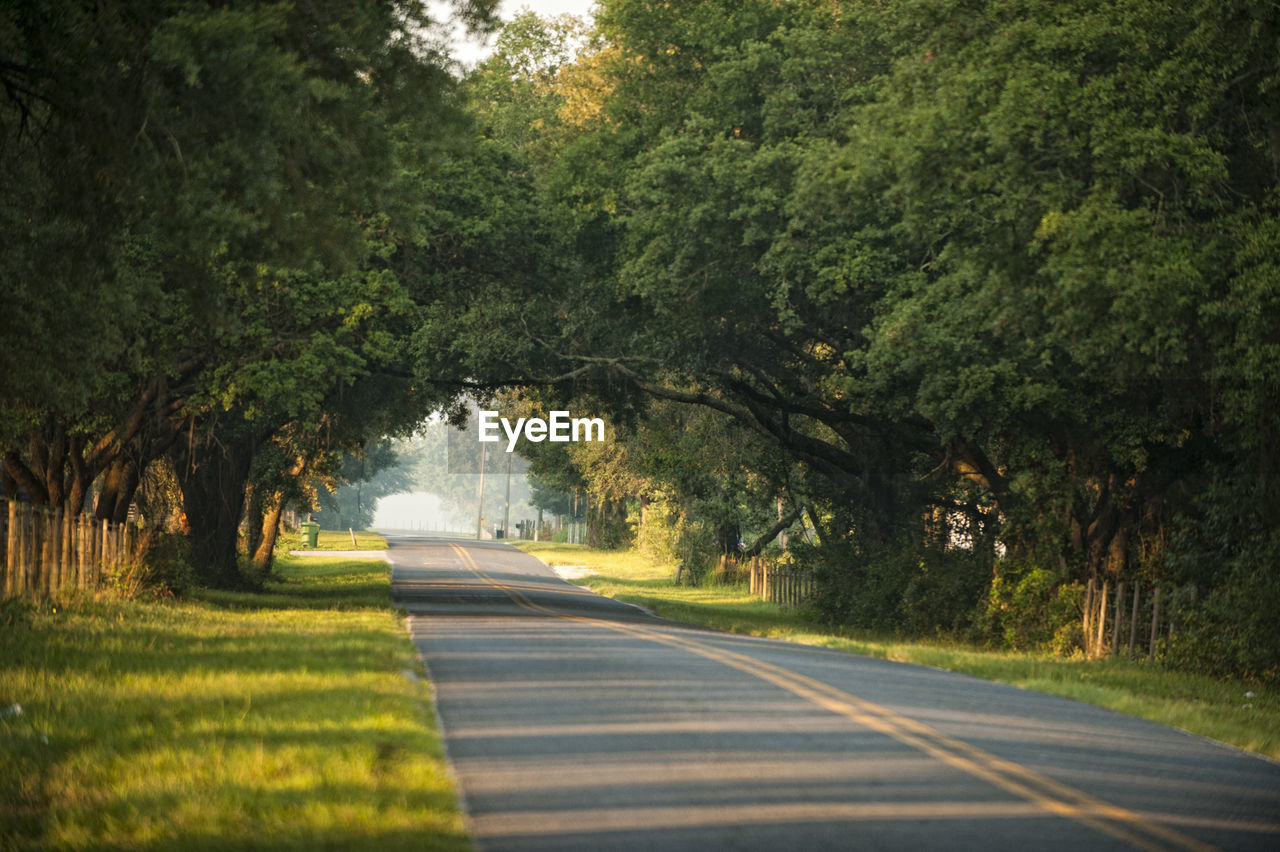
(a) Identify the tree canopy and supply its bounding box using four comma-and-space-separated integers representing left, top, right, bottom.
5, 0, 1279, 680
443, 0, 1280, 679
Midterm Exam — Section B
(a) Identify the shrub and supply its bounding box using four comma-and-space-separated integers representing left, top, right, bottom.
1165, 565, 1280, 685
803, 533, 989, 635
976, 565, 1084, 652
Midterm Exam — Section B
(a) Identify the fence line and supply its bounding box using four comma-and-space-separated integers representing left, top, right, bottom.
748, 558, 816, 609
1082, 577, 1192, 660
2, 499, 134, 602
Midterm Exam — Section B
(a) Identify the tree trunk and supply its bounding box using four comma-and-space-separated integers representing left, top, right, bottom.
111, 460, 142, 524
44, 422, 67, 506
245, 484, 265, 562
4, 450, 48, 504
66, 435, 92, 515
586, 496, 629, 549
96, 456, 141, 524
252, 491, 286, 577
1, 463, 17, 501
715, 521, 741, 559
172, 432, 256, 589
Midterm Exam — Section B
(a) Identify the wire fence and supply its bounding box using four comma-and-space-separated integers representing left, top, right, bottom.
1082, 577, 1193, 660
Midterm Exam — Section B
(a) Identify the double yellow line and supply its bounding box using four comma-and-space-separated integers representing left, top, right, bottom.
447, 544, 1213, 852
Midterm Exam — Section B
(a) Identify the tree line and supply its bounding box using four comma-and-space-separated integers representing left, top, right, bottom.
4, 0, 1278, 681
0, 0, 529, 585
449, 0, 1280, 682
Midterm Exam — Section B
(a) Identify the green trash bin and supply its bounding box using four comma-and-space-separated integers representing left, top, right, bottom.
300, 522, 320, 549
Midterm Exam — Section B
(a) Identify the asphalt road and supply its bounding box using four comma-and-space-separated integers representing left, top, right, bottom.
390, 536, 1280, 851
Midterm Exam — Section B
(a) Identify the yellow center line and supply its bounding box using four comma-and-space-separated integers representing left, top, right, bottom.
444, 544, 1215, 852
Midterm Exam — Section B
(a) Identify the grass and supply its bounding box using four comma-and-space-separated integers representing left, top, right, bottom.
516, 541, 1280, 762
0, 555, 467, 850
290, 529, 389, 551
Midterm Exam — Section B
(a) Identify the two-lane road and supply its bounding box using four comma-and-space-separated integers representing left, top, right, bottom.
390, 536, 1280, 850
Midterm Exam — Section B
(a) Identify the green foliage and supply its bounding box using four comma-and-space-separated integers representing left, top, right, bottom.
804, 541, 988, 635
635, 497, 680, 566
977, 568, 1085, 654
451, 0, 1280, 678
135, 531, 197, 597
9, 0, 1279, 676
1166, 471, 1280, 685
1169, 572, 1280, 686
2, 0, 513, 587
0, 597, 35, 629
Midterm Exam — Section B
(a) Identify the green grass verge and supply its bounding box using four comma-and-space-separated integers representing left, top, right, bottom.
0, 555, 467, 850
290, 529, 389, 551
516, 541, 1280, 762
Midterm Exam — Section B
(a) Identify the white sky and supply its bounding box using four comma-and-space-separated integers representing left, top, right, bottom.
438, 0, 599, 68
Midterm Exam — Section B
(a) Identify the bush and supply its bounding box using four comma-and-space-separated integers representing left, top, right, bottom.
131, 531, 194, 596
637, 498, 720, 585
975, 565, 1083, 652
0, 597, 35, 628
1166, 565, 1280, 685
804, 533, 990, 635
1162, 467, 1280, 684
898, 548, 994, 636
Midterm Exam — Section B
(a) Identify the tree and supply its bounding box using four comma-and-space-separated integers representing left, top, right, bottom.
438, 0, 1280, 663
1, 0, 501, 586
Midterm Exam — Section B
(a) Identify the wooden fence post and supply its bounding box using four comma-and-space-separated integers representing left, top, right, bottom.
84, 515, 94, 587
1148, 586, 1161, 662
40, 508, 53, 598
73, 514, 81, 588
50, 507, 59, 598
1094, 581, 1108, 657
91, 515, 100, 586
100, 518, 109, 586
1128, 585, 1140, 657
5, 500, 15, 598
16, 504, 28, 597
28, 507, 40, 597
57, 507, 69, 598
29, 507, 40, 597
1083, 578, 1095, 652
1111, 582, 1124, 657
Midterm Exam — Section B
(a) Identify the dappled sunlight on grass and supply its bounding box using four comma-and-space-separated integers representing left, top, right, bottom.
514, 542, 1280, 762
0, 555, 467, 849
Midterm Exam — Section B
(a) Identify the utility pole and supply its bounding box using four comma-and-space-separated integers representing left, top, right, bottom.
503, 451, 512, 539
475, 443, 487, 540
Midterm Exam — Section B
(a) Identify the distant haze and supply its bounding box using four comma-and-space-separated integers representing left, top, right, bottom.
373, 491, 453, 531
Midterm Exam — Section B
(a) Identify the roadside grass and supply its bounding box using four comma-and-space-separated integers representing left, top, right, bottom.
516, 541, 1280, 762
0, 555, 467, 850
289, 529, 388, 551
